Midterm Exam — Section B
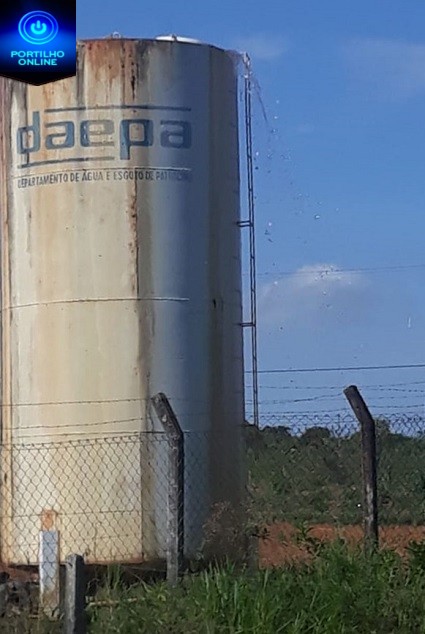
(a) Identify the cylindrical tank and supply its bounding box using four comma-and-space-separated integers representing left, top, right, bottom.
0, 38, 245, 565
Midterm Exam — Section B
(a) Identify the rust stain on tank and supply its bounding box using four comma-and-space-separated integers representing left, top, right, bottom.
40, 510, 58, 531
129, 197, 138, 295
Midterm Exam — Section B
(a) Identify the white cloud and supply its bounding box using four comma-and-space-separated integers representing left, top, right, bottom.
233, 33, 289, 61
343, 38, 425, 99
258, 264, 370, 328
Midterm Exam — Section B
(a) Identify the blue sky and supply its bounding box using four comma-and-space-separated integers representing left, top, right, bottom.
77, 1, 425, 423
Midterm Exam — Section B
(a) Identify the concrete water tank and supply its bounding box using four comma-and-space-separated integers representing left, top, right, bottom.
0, 37, 245, 566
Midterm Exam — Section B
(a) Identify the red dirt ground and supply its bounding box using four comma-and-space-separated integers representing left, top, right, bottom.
2, 524, 424, 579
259, 523, 425, 567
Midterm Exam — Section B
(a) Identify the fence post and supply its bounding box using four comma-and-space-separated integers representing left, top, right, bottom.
151, 393, 184, 586
64, 554, 86, 634
39, 529, 60, 618
343, 385, 379, 551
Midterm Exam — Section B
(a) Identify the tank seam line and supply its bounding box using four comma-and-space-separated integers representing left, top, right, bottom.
2, 297, 190, 309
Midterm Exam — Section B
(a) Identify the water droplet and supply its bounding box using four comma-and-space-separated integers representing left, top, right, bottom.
314, 214, 320, 220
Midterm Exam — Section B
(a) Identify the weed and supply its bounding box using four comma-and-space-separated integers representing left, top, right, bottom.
87, 543, 425, 633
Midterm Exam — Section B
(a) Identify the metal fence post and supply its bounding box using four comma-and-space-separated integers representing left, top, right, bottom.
64, 554, 86, 634
343, 385, 379, 551
151, 393, 185, 586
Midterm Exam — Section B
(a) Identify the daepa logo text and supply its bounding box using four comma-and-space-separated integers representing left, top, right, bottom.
16, 110, 192, 166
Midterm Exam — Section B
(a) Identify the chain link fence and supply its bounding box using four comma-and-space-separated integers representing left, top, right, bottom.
1, 408, 425, 624
0, 432, 174, 567
0, 427, 246, 573
249, 412, 425, 528
0, 411, 424, 570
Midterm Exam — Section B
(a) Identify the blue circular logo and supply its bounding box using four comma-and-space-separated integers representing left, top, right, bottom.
18, 11, 59, 45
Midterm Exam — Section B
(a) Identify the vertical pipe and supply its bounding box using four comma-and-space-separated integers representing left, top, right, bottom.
244, 54, 259, 428
39, 529, 60, 617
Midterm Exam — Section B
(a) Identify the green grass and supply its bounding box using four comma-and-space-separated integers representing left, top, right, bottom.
88, 543, 425, 633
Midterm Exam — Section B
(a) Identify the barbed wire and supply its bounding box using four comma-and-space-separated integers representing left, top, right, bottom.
252, 363, 425, 374
246, 394, 425, 405
255, 405, 425, 416
249, 263, 425, 277
246, 381, 425, 390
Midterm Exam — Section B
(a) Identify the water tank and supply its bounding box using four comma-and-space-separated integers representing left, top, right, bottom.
0, 38, 245, 565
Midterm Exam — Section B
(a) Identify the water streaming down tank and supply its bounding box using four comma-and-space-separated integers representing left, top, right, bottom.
0, 37, 245, 566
